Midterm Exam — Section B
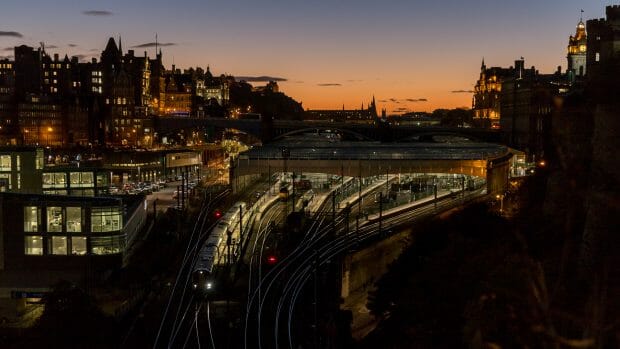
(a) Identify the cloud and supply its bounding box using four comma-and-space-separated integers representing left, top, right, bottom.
45, 44, 58, 49
381, 97, 428, 104
89, 48, 100, 52
132, 42, 176, 48
0, 31, 23, 38
451, 89, 474, 93
317, 83, 342, 87
3, 47, 13, 51
236, 76, 287, 82
346, 79, 363, 83
82, 10, 113, 16
393, 107, 410, 113
68, 44, 78, 47
0, 55, 12, 60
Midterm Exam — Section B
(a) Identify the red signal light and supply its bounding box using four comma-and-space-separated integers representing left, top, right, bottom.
214, 210, 222, 219
266, 255, 278, 265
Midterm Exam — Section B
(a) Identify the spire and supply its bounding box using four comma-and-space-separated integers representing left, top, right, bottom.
155, 33, 158, 57
580, 8, 583, 22
481, 57, 486, 70
372, 95, 376, 107
104, 37, 118, 52
118, 35, 122, 54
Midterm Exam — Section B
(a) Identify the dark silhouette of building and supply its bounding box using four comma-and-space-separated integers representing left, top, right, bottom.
305, 96, 378, 123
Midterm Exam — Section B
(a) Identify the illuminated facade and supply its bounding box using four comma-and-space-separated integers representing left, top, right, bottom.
195, 66, 230, 107
0, 192, 147, 272
472, 59, 513, 129
567, 18, 587, 80
162, 66, 192, 116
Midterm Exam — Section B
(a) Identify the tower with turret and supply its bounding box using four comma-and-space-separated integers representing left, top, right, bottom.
567, 13, 587, 80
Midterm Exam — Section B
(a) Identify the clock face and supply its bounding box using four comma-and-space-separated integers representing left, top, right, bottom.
580, 45, 586, 52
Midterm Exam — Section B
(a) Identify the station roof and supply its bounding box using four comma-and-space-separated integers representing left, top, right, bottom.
241, 139, 509, 161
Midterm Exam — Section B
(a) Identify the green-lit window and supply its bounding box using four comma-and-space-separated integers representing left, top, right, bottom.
91, 235, 124, 255
91, 207, 122, 232
24, 206, 40, 232
36, 150, 44, 170
96, 173, 108, 187
0, 155, 11, 171
47, 206, 63, 232
66, 207, 82, 232
24, 236, 43, 255
49, 236, 67, 255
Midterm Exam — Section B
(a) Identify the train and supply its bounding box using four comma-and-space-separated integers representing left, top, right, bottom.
192, 201, 250, 292
279, 186, 290, 201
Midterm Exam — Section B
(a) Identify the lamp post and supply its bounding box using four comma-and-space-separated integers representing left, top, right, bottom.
496, 194, 505, 213
46, 126, 53, 147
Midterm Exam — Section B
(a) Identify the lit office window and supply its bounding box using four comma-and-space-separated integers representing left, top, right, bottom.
71, 237, 87, 255
91, 207, 122, 232
47, 206, 63, 232
70, 172, 94, 188
0, 155, 11, 171
42, 173, 67, 188
24, 206, 40, 232
49, 236, 67, 255
91, 235, 123, 255
24, 236, 43, 255
16, 155, 20, 171
36, 150, 44, 169
66, 207, 82, 232
0, 173, 11, 191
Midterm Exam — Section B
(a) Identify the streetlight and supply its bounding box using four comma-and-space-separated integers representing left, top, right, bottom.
46, 127, 53, 146
496, 193, 505, 213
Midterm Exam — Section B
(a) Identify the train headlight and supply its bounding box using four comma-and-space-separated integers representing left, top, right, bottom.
206, 282, 213, 290
192, 283, 198, 289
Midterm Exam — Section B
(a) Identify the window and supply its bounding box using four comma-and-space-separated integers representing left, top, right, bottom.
96, 173, 109, 187
71, 237, 87, 255
36, 150, 44, 169
66, 207, 81, 232
24, 206, 40, 232
70, 172, 94, 188
91, 207, 122, 232
42, 173, 67, 188
91, 235, 124, 255
49, 236, 67, 255
16, 155, 20, 171
24, 236, 43, 255
0, 173, 11, 191
596, 52, 600, 62
0, 155, 11, 171
47, 206, 63, 232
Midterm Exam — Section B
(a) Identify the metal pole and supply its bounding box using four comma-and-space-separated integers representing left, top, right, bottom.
313, 249, 319, 349
239, 205, 243, 254
332, 193, 336, 232
379, 191, 383, 235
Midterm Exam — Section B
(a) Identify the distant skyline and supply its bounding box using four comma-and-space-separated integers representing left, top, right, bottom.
0, 1, 613, 113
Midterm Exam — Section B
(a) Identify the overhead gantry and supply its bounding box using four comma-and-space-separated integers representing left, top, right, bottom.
231, 140, 512, 195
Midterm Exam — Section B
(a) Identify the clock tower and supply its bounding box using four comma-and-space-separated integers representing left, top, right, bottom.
567, 14, 587, 79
